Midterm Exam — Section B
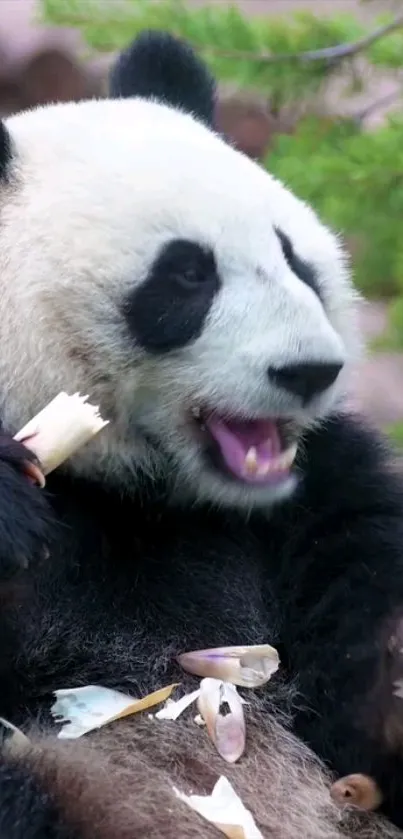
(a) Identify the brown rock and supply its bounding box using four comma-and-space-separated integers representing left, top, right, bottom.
18, 48, 92, 106
215, 92, 276, 161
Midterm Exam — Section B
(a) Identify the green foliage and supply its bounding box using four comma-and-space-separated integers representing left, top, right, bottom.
40, 0, 403, 109
40, 0, 403, 341
267, 114, 403, 300
385, 421, 403, 449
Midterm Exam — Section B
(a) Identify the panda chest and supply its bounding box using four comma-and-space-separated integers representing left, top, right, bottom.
87, 505, 283, 653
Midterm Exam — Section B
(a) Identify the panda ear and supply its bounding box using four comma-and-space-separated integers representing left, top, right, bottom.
109, 30, 216, 128
0, 121, 12, 181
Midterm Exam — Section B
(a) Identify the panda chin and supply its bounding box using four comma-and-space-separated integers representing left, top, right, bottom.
191, 409, 298, 488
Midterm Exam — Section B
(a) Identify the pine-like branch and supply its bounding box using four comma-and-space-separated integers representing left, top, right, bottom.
41, 0, 403, 68
190, 13, 403, 65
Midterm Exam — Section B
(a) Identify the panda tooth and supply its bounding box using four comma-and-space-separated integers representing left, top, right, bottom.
256, 462, 271, 477
284, 442, 298, 467
192, 407, 201, 419
278, 443, 298, 470
245, 446, 258, 474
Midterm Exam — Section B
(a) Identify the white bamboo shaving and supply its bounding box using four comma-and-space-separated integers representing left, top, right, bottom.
197, 679, 246, 764
177, 644, 279, 688
51, 683, 177, 739
155, 679, 246, 723
155, 679, 246, 763
155, 688, 201, 721
174, 776, 264, 839
14, 392, 109, 478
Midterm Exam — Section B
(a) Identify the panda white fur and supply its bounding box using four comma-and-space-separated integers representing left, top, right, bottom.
1, 29, 403, 839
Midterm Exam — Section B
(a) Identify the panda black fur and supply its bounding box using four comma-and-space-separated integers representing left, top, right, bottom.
1, 29, 403, 839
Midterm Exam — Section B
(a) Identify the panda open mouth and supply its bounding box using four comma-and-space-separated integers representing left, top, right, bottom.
191, 410, 297, 486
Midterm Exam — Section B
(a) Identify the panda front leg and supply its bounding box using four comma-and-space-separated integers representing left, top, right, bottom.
0, 429, 56, 709
284, 512, 403, 829
0, 433, 67, 837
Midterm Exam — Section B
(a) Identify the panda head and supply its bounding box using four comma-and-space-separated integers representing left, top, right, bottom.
0, 31, 360, 510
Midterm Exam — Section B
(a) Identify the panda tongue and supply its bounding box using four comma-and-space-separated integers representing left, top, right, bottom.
205, 416, 282, 482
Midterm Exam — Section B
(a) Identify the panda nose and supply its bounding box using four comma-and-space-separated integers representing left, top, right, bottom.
268, 360, 343, 402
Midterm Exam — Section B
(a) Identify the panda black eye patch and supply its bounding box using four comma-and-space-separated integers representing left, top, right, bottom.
124, 239, 220, 353
275, 228, 322, 301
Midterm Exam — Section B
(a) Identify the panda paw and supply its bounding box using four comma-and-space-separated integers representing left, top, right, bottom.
0, 433, 53, 580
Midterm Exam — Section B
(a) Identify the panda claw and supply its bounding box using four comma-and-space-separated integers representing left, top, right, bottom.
22, 459, 46, 488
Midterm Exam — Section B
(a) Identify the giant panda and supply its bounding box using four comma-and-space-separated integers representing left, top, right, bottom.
1, 28, 403, 839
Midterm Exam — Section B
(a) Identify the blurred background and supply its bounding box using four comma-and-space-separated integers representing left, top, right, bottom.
2, 0, 403, 445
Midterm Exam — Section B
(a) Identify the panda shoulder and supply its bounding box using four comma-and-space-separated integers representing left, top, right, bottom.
299, 412, 403, 518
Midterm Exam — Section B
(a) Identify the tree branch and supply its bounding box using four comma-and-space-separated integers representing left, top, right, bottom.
201, 13, 403, 65
45, 8, 403, 68
355, 87, 403, 123
293, 13, 403, 63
